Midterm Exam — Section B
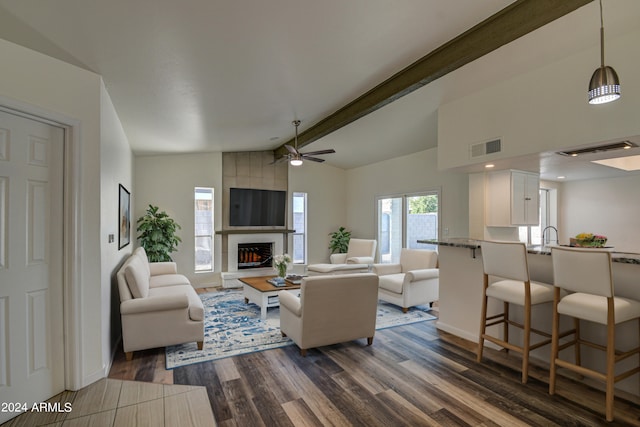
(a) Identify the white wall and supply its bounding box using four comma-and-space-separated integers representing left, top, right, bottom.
346, 147, 469, 246
134, 153, 223, 286
560, 174, 640, 253
99, 81, 133, 376
438, 21, 640, 171
288, 161, 347, 264
0, 38, 106, 388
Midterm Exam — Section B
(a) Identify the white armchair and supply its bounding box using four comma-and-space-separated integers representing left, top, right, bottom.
329, 238, 377, 264
373, 248, 439, 313
279, 273, 379, 356
308, 238, 377, 274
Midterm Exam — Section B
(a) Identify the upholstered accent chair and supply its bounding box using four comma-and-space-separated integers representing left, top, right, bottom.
279, 273, 379, 356
373, 248, 439, 313
549, 247, 640, 422
307, 238, 377, 275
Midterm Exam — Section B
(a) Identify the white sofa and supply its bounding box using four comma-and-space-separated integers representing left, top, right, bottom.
373, 248, 439, 313
279, 273, 379, 356
116, 247, 204, 360
307, 238, 377, 275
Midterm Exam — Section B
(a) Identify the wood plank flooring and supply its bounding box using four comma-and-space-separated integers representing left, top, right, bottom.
110, 309, 640, 426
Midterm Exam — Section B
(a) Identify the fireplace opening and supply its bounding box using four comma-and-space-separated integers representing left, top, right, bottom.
237, 242, 273, 270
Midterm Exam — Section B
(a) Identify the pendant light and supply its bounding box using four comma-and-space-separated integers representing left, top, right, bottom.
588, 0, 620, 105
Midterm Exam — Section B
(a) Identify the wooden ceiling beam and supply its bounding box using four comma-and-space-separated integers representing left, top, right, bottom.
274, 0, 592, 158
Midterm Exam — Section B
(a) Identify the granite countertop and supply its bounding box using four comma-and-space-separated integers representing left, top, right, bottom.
419, 238, 640, 264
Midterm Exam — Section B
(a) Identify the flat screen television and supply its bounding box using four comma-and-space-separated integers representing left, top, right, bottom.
229, 188, 286, 227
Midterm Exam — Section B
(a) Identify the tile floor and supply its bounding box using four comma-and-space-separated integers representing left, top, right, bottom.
1, 378, 216, 427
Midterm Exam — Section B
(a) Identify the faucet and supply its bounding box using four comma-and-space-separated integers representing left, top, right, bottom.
542, 226, 558, 246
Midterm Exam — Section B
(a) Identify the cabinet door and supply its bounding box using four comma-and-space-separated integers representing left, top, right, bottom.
524, 173, 540, 225
485, 170, 512, 226
511, 172, 539, 225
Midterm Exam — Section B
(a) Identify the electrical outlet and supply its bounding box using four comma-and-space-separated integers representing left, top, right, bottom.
108, 234, 115, 243
444, 227, 449, 236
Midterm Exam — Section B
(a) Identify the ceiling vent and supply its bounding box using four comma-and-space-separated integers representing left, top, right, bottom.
470, 138, 502, 158
557, 140, 637, 156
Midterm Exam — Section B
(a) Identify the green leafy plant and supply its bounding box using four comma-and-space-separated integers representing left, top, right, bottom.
136, 205, 182, 262
328, 226, 351, 254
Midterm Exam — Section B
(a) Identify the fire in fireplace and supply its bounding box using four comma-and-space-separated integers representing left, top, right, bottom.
237, 242, 273, 270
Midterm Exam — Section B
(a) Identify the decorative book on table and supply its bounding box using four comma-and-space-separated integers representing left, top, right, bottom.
285, 275, 306, 285
267, 277, 287, 287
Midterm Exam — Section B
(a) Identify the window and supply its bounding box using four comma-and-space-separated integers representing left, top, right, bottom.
376, 191, 440, 263
519, 188, 557, 246
194, 187, 214, 271
292, 192, 307, 264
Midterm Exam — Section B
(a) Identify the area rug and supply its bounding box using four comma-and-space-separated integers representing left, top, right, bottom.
165, 290, 436, 369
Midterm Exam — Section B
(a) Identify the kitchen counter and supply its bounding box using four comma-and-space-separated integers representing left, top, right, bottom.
424, 238, 640, 397
419, 238, 640, 264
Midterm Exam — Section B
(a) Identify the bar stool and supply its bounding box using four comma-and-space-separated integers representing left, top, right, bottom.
550, 247, 640, 422
478, 241, 555, 383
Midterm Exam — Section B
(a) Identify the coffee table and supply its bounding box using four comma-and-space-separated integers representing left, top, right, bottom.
239, 276, 301, 320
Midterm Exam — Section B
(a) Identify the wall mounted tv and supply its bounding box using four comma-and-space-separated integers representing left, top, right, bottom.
229, 188, 286, 227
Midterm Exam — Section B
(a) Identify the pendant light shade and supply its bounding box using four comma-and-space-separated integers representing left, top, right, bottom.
588, 65, 620, 104
588, 0, 620, 105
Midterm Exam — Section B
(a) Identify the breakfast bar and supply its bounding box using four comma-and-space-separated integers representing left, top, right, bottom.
422, 238, 640, 397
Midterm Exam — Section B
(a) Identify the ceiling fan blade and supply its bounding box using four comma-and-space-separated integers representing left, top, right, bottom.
302, 156, 326, 163
301, 149, 336, 156
269, 156, 286, 165
284, 144, 298, 155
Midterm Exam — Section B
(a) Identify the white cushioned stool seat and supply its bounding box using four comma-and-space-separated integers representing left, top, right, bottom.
486, 279, 554, 306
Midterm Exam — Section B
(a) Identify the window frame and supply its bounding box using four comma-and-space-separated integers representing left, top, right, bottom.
194, 187, 214, 272
375, 189, 441, 263
291, 192, 307, 264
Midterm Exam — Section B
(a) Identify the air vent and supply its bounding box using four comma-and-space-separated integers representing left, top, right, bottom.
470, 138, 502, 158
557, 141, 637, 156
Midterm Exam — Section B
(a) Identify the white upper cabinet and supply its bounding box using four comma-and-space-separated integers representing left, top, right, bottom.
486, 170, 539, 226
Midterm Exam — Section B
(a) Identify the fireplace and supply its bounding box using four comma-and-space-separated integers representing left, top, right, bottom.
227, 233, 285, 273
237, 242, 273, 270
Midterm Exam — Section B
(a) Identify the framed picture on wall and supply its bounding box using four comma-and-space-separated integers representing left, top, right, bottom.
119, 184, 131, 249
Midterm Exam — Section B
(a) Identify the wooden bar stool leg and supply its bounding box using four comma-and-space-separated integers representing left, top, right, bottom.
605, 301, 615, 422
477, 274, 489, 363
503, 301, 509, 354
574, 318, 581, 367
521, 292, 532, 384
549, 289, 560, 395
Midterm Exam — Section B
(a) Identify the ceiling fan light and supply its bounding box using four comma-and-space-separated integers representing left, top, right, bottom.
588, 65, 620, 104
290, 157, 303, 166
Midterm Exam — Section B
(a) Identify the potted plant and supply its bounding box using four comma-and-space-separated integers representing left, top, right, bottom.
328, 226, 351, 254
136, 204, 182, 262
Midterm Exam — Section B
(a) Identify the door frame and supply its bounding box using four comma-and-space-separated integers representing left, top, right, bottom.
0, 97, 83, 391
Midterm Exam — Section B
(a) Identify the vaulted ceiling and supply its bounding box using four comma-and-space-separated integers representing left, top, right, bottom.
0, 0, 637, 171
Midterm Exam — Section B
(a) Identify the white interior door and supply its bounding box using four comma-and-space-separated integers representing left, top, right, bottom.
0, 110, 65, 423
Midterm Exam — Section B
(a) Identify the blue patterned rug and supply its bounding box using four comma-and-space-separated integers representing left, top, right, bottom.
165, 289, 436, 369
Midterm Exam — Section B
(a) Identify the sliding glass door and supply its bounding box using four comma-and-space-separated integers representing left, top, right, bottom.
377, 191, 439, 264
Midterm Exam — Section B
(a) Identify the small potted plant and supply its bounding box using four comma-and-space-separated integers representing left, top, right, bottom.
136, 204, 182, 262
328, 226, 351, 254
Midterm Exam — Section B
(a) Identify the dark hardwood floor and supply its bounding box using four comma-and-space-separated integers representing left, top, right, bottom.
109, 309, 640, 426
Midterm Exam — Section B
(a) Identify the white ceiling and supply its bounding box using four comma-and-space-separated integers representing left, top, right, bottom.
0, 0, 639, 179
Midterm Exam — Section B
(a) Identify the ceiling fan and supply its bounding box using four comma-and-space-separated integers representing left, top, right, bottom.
284, 120, 335, 166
